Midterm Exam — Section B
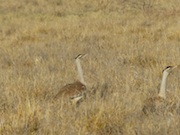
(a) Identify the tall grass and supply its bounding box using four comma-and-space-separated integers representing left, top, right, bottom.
0, 0, 180, 134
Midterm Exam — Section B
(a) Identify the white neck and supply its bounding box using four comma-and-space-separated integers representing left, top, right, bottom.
158, 71, 169, 99
75, 58, 86, 85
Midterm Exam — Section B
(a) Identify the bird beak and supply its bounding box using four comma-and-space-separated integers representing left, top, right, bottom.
82, 53, 88, 58
172, 65, 178, 70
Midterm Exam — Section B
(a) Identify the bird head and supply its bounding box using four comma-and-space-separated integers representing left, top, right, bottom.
162, 65, 178, 75
75, 54, 88, 59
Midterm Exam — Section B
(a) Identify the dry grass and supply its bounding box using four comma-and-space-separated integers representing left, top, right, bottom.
0, 0, 180, 134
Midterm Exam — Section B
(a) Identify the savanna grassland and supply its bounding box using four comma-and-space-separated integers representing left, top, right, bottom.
0, 0, 180, 134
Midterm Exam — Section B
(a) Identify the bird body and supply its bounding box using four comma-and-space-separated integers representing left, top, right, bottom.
142, 65, 178, 115
54, 54, 87, 104
142, 96, 166, 114
54, 81, 86, 100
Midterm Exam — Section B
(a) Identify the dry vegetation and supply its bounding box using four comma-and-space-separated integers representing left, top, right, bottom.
0, 0, 180, 134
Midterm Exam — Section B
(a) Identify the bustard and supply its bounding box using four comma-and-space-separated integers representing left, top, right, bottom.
53, 54, 87, 104
142, 65, 178, 115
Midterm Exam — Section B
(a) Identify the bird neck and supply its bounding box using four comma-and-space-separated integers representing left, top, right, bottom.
158, 71, 169, 99
75, 58, 86, 85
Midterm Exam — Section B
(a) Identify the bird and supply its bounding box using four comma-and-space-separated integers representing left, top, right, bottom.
53, 54, 87, 104
142, 65, 178, 115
